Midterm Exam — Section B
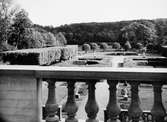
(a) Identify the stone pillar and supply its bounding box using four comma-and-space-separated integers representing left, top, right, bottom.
45, 79, 59, 122
37, 78, 43, 122
0, 75, 43, 122
64, 81, 78, 122
128, 82, 142, 122
106, 81, 121, 122
85, 80, 99, 122
151, 82, 166, 122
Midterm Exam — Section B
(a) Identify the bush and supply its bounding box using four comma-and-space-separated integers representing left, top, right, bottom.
100, 42, 108, 51
1, 45, 78, 65
90, 43, 98, 52
55, 32, 67, 46
112, 42, 121, 49
124, 41, 132, 51
61, 45, 78, 60
82, 44, 91, 53
42, 32, 58, 47
136, 43, 143, 50
0, 42, 16, 52
146, 43, 154, 52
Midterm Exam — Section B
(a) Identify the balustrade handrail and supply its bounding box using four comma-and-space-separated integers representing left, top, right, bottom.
0, 65, 167, 82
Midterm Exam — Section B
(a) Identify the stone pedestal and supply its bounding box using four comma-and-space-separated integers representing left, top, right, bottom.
0, 75, 42, 122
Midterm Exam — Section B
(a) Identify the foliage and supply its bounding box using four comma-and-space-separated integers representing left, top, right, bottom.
161, 36, 167, 45
27, 28, 45, 48
124, 41, 132, 51
146, 43, 154, 51
113, 42, 121, 49
136, 42, 143, 50
1, 46, 78, 65
35, 21, 129, 44
35, 19, 167, 51
90, 42, 98, 51
100, 42, 108, 51
0, 42, 16, 52
120, 21, 157, 46
9, 9, 33, 49
61, 45, 78, 60
82, 44, 91, 53
154, 19, 167, 45
55, 32, 67, 45
0, 0, 17, 50
42, 32, 58, 47
1, 2, 167, 53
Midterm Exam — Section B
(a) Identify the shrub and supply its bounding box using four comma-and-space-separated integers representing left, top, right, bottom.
0, 42, 16, 52
43, 32, 58, 47
100, 42, 108, 51
124, 41, 132, 51
55, 32, 67, 46
112, 42, 121, 49
90, 43, 98, 52
61, 45, 78, 60
82, 44, 91, 53
1, 46, 78, 65
136, 43, 143, 50
146, 43, 154, 52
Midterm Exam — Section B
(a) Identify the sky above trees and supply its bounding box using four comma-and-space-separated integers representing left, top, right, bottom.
16, 0, 167, 26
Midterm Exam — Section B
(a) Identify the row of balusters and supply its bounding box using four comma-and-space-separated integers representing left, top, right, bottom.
44, 79, 166, 122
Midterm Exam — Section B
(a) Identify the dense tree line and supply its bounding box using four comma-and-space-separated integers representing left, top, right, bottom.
36, 19, 167, 48
1, 0, 167, 52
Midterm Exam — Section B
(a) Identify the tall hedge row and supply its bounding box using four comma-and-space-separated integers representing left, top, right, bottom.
1, 45, 78, 65
61, 46, 78, 60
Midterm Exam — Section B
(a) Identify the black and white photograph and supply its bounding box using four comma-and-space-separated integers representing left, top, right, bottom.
0, 0, 167, 122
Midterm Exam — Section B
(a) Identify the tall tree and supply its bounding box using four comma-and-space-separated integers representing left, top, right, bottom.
121, 21, 157, 46
43, 32, 57, 47
0, 0, 16, 45
55, 32, 67, 45
10, 9, 33, 49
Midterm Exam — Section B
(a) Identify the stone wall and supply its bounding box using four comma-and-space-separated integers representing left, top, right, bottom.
0, 75, 42, 122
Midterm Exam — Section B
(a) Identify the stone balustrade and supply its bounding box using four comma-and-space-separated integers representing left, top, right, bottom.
0, 65, 167, 122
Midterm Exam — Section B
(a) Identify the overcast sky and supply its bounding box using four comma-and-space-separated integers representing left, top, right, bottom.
16, 0, 167, 27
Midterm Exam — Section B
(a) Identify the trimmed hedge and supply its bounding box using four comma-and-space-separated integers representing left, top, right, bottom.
112, 42, 121, 49
100, 42, 108, 51
90, 43, 98, 51
1, 45, 78, 65
82, 44, 91, 53
61, 45, 78, 60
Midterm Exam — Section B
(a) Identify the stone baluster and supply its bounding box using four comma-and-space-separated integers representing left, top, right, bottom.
64, 81, 78, 122
151, 82, 166, 122
106, 81, 121, 122
45, 79, 59, 122
85, 80, 99, 122
128, 82, 142, 122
